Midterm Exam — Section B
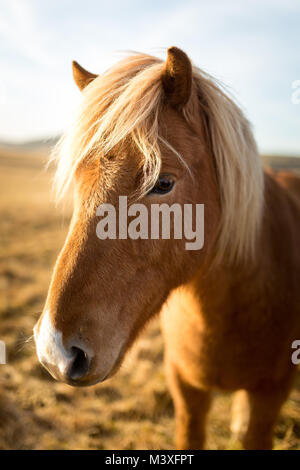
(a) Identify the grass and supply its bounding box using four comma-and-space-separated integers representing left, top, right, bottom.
0, 147, 299, 449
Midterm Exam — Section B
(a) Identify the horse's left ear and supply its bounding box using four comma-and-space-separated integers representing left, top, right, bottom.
162, 47, 192, 108
72, 61, 98, 91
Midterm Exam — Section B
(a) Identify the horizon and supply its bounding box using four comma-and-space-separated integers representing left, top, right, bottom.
1, 136, 300, 160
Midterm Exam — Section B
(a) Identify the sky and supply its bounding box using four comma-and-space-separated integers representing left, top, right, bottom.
0, 0, 299, 155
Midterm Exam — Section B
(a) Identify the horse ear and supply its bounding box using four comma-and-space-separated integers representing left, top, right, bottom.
72, 61, 98, 91
162, 47, 192, 108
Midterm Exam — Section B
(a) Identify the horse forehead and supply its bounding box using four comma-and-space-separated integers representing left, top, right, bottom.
160, 108, 201, 149
74, 157, 141, 212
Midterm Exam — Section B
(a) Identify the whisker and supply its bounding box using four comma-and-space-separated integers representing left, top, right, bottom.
15, 333, 35, 354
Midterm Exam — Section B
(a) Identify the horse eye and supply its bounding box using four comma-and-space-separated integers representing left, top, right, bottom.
149, 174, 174, 195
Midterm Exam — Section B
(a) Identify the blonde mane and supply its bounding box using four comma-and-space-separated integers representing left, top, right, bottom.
52, 52, 264, 264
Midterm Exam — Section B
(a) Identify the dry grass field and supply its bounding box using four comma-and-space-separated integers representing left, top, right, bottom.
0, 145, 299, 450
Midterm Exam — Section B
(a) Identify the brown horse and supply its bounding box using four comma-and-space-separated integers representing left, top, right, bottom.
34, 47, 300, 449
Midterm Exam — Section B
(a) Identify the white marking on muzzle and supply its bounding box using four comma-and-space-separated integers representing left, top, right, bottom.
34, 310, 73, 376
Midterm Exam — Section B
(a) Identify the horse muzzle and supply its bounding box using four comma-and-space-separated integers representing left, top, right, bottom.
33, 310, 95, 385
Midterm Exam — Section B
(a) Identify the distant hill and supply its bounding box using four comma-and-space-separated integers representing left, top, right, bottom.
0, 136, 59, 151
262, 155, 300, 172
0, 137, 60, 170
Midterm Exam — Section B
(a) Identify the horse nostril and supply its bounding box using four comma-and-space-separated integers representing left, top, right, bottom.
67, 346, 90, 381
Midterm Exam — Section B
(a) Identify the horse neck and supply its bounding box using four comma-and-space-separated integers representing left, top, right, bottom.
189, 170, 300, 326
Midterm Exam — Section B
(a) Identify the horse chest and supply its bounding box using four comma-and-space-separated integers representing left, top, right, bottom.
161, 302, 286, 391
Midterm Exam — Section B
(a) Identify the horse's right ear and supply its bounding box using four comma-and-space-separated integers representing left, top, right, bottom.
72, 61, 98, 91
162, 47, 192, 108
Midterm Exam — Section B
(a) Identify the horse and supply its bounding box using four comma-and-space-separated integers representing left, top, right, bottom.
34, 47, 300, 450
